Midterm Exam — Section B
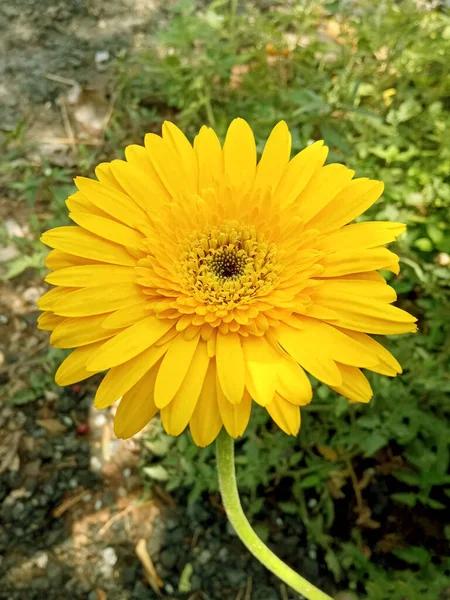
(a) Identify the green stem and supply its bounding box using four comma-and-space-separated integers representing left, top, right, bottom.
216, 430, 333, 600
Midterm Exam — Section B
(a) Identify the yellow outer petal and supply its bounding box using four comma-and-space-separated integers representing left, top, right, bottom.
55, 340, 106, 385
217, 384, 252, 438
95, 162, 125, 192
69, 212, 144, 249
331, 364, 373, 404
46, 249, 95, 271
154, 333, 201, 408
162, 121, 199, 194
320, 247, 399, 277
308, 178, 384, 232
297, 163, 355, 223
266, 394, 301, 436
144, 133, 185, 199
38, 287, 79, 311
274, 141, 328, 208
194, 126, 223, 191
241, 335, 279, 406
317, 221, 406, 251
37, 312, 66, 332
276, 355, 312, 406
95, 344, 168, 409
109, 159, 168, 212
45, 265, 137, 287
86, 316, 172, 371
114, 365, 159, 439
75, 177, 149, 232
298, 318, 379, 369
254, 121, 291, 192
160, 341, 209, 436
41, 226, 136, 266
124, 144, 171, 202
340, 329, 402, 376
216, 332, 245, 404
276, 324, 343, 386
50, 314, 120, 348
101, 303, 150, 329
189, 361, 222, 447
51, 283, 144, 317
223, 118, 256, 190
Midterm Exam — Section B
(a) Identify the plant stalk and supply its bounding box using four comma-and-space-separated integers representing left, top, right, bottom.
216, 430, 333, 600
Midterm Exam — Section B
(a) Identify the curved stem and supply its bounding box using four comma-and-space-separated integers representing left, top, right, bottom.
216, 430, 333, 600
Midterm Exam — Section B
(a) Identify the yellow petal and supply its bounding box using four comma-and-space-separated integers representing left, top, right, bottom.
216, 332, 245, 404
276, 324, 342, 386
50, 314, 119, 348
162, 121, 198, 194
223, 118, 256, 190
114, 365, 159, 438
193, 126, 223, 191
312, 278, 396, 303
254, 121, 291, 192
55, 340, 106, 385
46, 249, 95, 271
46, 265, 136, 288
331, 364, 373, 403
69, 212, 144, 248
308, 179, 384, 232
144, 133, 185, 199
317, 221, 406, 251
297, 163, 355, 223
38, 287, 78, 311
101, 303, 150, 329
109, 159, 168, 212
217, 385, 252, 438
95, 345, 168, 409
75, 177, 149, 232
124, 144, 151, 172
86, 316, 172, 370
276, 355, 312, 406
154, 333, 201, 408
41, 227, 136, 266
299, 318, 379, 368
340, 329, 402, 376
241, 336, 278, 406
95, 162, 125, 192
51, 283, 144, 317
266, 394, 301, 435
160, 341, 209, 436
274, 141, 328, 208
190, 361, 222, 447
320, 247, 399, 277
312, 281, 417, 334
37, 312, 66, 332
66, 192, 109, 219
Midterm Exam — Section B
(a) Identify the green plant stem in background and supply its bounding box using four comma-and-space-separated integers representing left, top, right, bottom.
216, 430, 333, 600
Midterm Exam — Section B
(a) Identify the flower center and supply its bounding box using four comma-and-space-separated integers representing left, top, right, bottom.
177, 221, 281, 307
210, 247, 246, 280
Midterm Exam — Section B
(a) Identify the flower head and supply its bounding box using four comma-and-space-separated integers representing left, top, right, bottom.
39, 119, 417, 446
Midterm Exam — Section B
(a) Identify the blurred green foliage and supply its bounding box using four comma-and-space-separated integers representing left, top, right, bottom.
2, 0, 450, 597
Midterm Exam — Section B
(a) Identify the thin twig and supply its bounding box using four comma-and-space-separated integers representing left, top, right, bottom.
45, 72, 78, 86
60, 96, 77, 156
38, 137, 103, 146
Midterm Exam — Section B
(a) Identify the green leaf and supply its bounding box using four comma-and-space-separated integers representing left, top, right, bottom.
392, 470, 421, 486
391, 492, 417, 507
143, 465, 170, 481
392, 546, 431, 566
361, 432, 388, 457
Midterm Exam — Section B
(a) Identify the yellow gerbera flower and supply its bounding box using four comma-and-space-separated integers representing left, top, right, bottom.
38, 119, 417, 446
